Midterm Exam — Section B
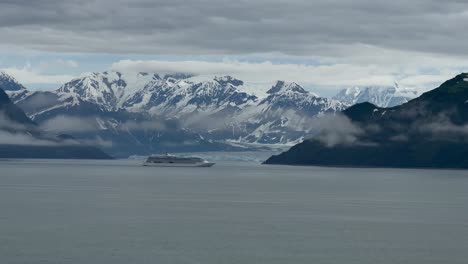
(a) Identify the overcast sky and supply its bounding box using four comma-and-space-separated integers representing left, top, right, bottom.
1, 0, 468, 96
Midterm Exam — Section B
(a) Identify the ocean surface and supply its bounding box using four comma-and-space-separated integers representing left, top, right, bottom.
1, 158, 467, 264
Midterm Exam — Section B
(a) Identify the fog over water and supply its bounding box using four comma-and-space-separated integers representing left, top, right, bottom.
1, 159, 467, 264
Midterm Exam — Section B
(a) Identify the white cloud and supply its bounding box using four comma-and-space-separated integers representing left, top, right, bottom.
310, 114, 364, 147
41, 115, 169, 133
1, 44, 466, 96
40, 115, 99, 133
111, 48, 468, 95
113, 58, 392, 88
0, 131, 58, 146
0, 64, 75, 87
39, 59, 79, 69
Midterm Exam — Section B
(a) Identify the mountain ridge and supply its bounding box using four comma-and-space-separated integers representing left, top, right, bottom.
1, 70, 430, 157
265, 73, 468, 169
7, 72, 347, 156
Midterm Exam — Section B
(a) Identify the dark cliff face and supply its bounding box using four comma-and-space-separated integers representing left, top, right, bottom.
0, 87, 9, 103
265, 73, 468, 169
0, 88, 37, 129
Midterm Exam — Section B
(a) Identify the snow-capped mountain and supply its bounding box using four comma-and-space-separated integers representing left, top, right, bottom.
333, 82, 420, 107
6, 71, 347, 156
48, 72, 346, 139
56, 72, 258, 115
230, 81, 345, 144
0, 72, 26, 91
125, 75, 258, 117
0, 71, 30, 102
259, 81, 337, 114
57, 71, 160, 111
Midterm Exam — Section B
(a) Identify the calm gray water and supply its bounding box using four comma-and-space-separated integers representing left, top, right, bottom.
1, 159, 467, 264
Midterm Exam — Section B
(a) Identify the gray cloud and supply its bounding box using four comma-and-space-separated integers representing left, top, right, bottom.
41, 115, 168, 133
40, 115, 99, 133
0, 129, 111, 147
308, 114, 364, 147
0, 130, 58, 146
0, 111, 112, 146
416, 111, 468, 141
1, 0, 468, 57
111, 59, 465, 92
0, 112, 29, 131
121, 120, 167, 131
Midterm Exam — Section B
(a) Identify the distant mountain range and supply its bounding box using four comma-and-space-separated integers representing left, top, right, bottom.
265, 73, 468, 169
0, 70, 423, 158
2, 71, 346, 156
333, 82, 420, 108
0, 87, 111, 159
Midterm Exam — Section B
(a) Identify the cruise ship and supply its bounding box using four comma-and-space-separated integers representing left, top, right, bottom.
142, 154, 215, 167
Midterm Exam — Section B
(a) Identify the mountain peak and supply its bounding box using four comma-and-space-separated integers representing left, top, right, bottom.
267, 81, 308, 95
0, 72, 27, 91
214, 76, 244, 87
436, 72, 468, 90
417, 72, 468, 101
57, 70, 168, 111
340, 86, 361, 97
164, 73, 193, 80
136, 72, 162, 80
455, 72, 468, 83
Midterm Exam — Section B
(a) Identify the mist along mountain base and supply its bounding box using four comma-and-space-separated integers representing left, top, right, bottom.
0, 88, 112, 159
265, 73, 468, 169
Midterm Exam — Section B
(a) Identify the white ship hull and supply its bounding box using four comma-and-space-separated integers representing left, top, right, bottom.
143, 162, 215, 167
